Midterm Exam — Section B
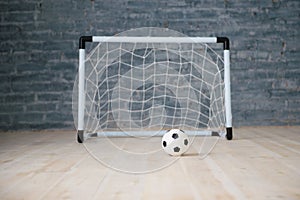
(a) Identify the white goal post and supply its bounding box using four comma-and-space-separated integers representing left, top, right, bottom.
74, 35, 233, 143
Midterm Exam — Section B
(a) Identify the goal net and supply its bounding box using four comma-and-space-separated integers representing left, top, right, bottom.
73, 28, 232, 143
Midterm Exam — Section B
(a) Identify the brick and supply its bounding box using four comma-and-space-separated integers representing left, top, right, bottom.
269, 89, 300, 99
45, 112, 73, 122
48, 62, 76, 71
4, 93, 35, 104
11, 82, 73, 93
12, 113, 44, 123
37, 93, 63, 102
0, 114, 12, 125
6, 2, 37, 12
0, 104, 24, 113
26, 103, 57, 112
42, 41, 74, 51
3, 12, 36, 22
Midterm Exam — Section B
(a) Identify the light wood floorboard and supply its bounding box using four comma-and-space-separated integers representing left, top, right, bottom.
0, 127, 299, 200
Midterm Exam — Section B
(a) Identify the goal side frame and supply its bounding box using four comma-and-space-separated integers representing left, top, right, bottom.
76, 36, 233, 143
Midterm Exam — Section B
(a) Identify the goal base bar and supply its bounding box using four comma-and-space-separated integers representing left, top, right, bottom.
77, 129, 232, 142
83, 130, 226, 138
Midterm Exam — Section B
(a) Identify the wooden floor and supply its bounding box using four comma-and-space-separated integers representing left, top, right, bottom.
0, 126, 299, 200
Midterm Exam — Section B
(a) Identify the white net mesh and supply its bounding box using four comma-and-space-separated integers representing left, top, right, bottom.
73, 37, 226, 136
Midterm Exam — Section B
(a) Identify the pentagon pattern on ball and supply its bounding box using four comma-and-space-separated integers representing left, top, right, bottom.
173, 147, 180, 152
172, 133, 178, 139
184, 139, 188, 145
163, 141, 167, 147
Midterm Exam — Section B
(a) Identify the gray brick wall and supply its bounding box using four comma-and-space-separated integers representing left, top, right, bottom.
0, 0, 299, 130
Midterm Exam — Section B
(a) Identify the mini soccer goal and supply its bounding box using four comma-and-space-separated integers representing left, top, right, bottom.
73, 28, 233, 143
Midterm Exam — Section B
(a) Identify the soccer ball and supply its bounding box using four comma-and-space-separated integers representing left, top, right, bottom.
161, 129, 190, 156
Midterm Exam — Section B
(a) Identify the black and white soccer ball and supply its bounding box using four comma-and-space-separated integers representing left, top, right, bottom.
161, 129, 190, 156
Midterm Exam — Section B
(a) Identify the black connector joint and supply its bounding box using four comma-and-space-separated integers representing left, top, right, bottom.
217, 37, 230, 50
77, 130, 84, 143
226, 127, 233, 140
79, 36, 93, 49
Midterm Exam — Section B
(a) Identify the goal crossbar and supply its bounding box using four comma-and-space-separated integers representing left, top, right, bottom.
92, 36, 217, 44
76, 36, 232, 143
